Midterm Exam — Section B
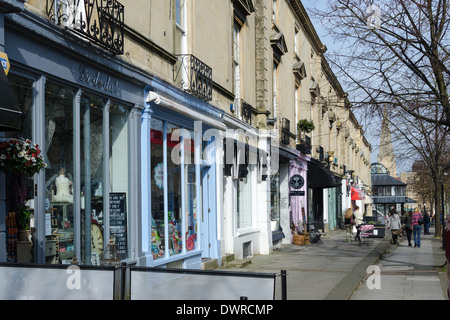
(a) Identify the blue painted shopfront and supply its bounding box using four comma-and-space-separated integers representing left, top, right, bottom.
0, 4, 224, 269
140, 83, 224, 268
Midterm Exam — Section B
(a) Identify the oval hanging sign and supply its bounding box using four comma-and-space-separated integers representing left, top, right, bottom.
289, 174, 304, 190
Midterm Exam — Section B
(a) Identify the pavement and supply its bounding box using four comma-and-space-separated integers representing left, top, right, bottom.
219, 226, 448, 300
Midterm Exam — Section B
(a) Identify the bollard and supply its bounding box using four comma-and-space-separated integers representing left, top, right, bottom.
281, 270, 287, 300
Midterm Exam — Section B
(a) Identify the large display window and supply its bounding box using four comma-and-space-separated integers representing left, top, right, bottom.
45, 86, 131, 265
150, 119, 198, 260
45, 82, 75, 264
270, 172, 280, 231
3, 72, 131, 265
237, 165, 254, 229
3, 73, 34, 263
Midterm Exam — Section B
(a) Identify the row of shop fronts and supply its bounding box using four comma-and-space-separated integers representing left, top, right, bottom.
0, 2, 370, 269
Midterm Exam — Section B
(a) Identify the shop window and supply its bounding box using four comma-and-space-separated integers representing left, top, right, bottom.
167, 123, 182, 256
270, 172, 280, 231
3, 74, 34, 263
108, 103, 130, 260
151, 120, 199, 260
80, 94, 105, 264
237, 165, 254, 229
151, 119, 164, 259
45, 82, 76, 264
44, 88, 130, 265
185, 130, 197, 252
3, 74, 131, 265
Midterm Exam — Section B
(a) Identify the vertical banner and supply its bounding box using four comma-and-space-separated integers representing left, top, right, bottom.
289, 160, 306, 233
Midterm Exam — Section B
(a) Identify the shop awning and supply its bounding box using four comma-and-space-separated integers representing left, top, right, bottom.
0, 69, 21, 131
351, 186, 365, 200
307, 160, 341, 188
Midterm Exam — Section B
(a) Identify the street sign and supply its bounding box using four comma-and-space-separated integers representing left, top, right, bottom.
0, 52, 10, 75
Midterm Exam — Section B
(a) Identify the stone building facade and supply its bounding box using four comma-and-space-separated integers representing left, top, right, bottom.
0, 0, 371, 267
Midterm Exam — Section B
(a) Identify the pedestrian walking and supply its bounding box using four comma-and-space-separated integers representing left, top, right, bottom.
403, 211, 413, 246
353, 205, 363, 243
387, 208, 402, 245
412, 207, 423, 248
344, 208, 355, 243
423, 211, 431, 235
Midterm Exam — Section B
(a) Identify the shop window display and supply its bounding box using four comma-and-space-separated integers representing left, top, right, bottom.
80, 94, 105, 265
270, 172, 280, 231
45, 82, 76, 264
2, 72, 131, 265
151, 119, 165, 259
185, 129, 197, 251
167, 123, 182, 256
44, 87, 130, 265
3, 74, 34, 263
150, 120, 198, 260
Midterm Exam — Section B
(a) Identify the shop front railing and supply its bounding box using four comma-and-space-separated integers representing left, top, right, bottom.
0, 262, 287, 300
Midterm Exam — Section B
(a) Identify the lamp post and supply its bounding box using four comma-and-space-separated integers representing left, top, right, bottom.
442, 169, 449, 250
442, 180, 445, 249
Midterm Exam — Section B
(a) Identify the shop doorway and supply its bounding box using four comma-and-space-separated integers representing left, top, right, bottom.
200, 164, 216, 259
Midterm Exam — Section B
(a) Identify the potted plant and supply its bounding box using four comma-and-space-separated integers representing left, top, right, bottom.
297, 119, 315, 134
16, 206, 32, 242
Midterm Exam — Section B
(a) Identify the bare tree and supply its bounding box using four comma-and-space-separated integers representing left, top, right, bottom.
311, 0, 450, 128
310, 0, 450, 234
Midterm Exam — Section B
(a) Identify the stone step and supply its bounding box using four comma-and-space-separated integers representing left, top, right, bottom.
226, 259, 252, 268
201, 258, 218, 270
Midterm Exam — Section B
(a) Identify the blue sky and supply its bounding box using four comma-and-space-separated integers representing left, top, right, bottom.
302, 1, 388, 171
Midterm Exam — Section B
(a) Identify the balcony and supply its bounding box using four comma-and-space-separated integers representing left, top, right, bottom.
280, 118, 295, 145
241, 100, 253, 125
296, 135, 311, 154
173, 54, 213, 102
46, 0, 124, 55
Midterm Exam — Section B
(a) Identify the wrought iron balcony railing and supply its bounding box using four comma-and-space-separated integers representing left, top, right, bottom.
173, 54, 212, 102
46, 0, 124, 55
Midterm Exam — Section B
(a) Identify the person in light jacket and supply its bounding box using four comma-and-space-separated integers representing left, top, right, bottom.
353, 206, 363, 242
388, 208, 402, 244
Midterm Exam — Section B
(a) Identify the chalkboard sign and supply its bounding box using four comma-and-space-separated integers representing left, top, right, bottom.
109, 193, 127, 257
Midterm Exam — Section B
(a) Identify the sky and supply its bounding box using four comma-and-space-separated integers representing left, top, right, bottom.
301, 1, 406, 174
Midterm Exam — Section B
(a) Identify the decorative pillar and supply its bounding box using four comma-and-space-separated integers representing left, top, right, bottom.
139, 90, 153, 266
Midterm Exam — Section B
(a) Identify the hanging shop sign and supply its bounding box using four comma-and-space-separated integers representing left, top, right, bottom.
289, 174, 305, 196
289, 174, 304, 189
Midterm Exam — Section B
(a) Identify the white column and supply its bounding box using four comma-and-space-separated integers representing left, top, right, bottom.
139, 101, 153, 266
257, 133, 272, 255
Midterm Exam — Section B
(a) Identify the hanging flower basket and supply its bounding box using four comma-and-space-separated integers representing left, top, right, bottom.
0, 138, 47, 176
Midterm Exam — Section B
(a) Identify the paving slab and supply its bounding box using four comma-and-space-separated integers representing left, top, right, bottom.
351, 228, 448, 300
